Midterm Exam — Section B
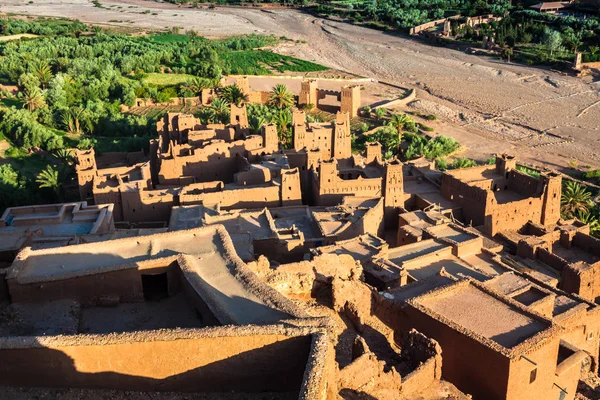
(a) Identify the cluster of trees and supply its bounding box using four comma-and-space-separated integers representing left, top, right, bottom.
312, 0, 511, 29
0, 17, 88, 36
455, 10, 600, 64
0, 20, 293, 153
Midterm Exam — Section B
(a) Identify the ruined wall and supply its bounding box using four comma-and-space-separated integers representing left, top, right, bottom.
484, 197, 544, 237
556, 306, 600, 372
573, 232, 600, 258
562, 263, 599, 303
399, 330, 443, 397
120, 189, 175, 224
440, 173, 488, 228
0, 333, 311, 394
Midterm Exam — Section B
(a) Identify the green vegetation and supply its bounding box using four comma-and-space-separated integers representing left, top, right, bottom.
143, 73, 197, 86
310, 0, 511, 30
246, 103, 293, 149
221, 50, 328, 75
560, 180, 600, 237
453, 10, 600, 66
404, 133, 460, 161
516, 165, 541, 178
0, 17, 327, 213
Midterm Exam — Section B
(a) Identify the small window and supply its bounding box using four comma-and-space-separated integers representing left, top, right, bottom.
529, 368, 537, 384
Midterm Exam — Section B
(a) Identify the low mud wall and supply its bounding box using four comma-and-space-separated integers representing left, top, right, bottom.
0, 330, 312, 394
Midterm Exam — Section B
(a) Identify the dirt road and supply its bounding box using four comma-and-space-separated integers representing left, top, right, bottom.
2, 0, 600, 169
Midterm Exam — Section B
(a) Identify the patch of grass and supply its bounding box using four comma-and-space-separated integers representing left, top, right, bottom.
221, 50, 328, 75
143, 72, 196, 86
147, 33, 191, 44
516, 165, 541, 178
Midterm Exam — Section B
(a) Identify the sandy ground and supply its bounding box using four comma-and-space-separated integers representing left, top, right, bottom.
2, 0, 600, 170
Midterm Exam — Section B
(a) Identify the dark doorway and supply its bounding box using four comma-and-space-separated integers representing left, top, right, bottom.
142, 273, 169, 301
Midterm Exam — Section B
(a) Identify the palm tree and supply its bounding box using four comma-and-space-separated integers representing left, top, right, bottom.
249, 115, 267, 135
208, 98, 230, 124
268, 84, 295, 109
61, 107, 90, 134
220, 84, 249, 107
53, 148, 75, 166
388, 113, 413, 144
561, 181, 593, 218
31, 60, 53, 89
272, 109, 292, 148
36, 165, 61, 199
23, 87, 46, 112
181, 77, 213, 95
576, 210, 600, 237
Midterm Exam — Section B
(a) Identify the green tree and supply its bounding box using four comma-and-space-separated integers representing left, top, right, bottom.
375, 107, 386, 121
452, 158, 477, 169
272, 109, 292, 148
268, 84, 294, 109
576, 210, 600, 237
23, 87, 46, 112
36, 165, 61, 199
249, 115, 266, 135
387, 113, 414, 144
31, 60, 53, 89
220, 84, 249, 107
543, 28, 562, 57
208, 98, 230, 124
561, 181, 593, 218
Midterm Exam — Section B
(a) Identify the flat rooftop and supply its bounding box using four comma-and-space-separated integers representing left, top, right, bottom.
427, 224, 478, 243
388, 239, 448, 265
314, 234, 386, 263
414, 283, 549, 349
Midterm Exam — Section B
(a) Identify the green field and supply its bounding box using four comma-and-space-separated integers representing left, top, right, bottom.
147, 33, 192, 44
221, 50, 329, 75
143, 73, 197, 86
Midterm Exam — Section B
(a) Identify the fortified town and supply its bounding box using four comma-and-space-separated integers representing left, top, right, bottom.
1, 75, 599, 400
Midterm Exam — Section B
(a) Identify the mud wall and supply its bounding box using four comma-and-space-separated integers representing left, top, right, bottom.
7, 261, 179, 305
402, 304, 511, 400
0, 334, 311, 393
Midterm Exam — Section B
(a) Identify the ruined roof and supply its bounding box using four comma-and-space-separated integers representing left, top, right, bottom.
8, 226, 309, 324
409, 280, 559, 354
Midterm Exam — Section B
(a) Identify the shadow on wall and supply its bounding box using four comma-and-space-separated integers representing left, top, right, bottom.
0, 336, 311, 394
339, 388, 379, 399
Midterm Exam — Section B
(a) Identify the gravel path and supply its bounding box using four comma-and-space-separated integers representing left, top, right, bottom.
2, 0, 600, 168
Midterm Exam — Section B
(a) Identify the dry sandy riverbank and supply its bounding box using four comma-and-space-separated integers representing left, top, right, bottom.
2, 0, 600, 169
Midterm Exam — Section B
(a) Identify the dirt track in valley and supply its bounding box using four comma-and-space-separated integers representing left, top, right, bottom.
2, 0, 600, 170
